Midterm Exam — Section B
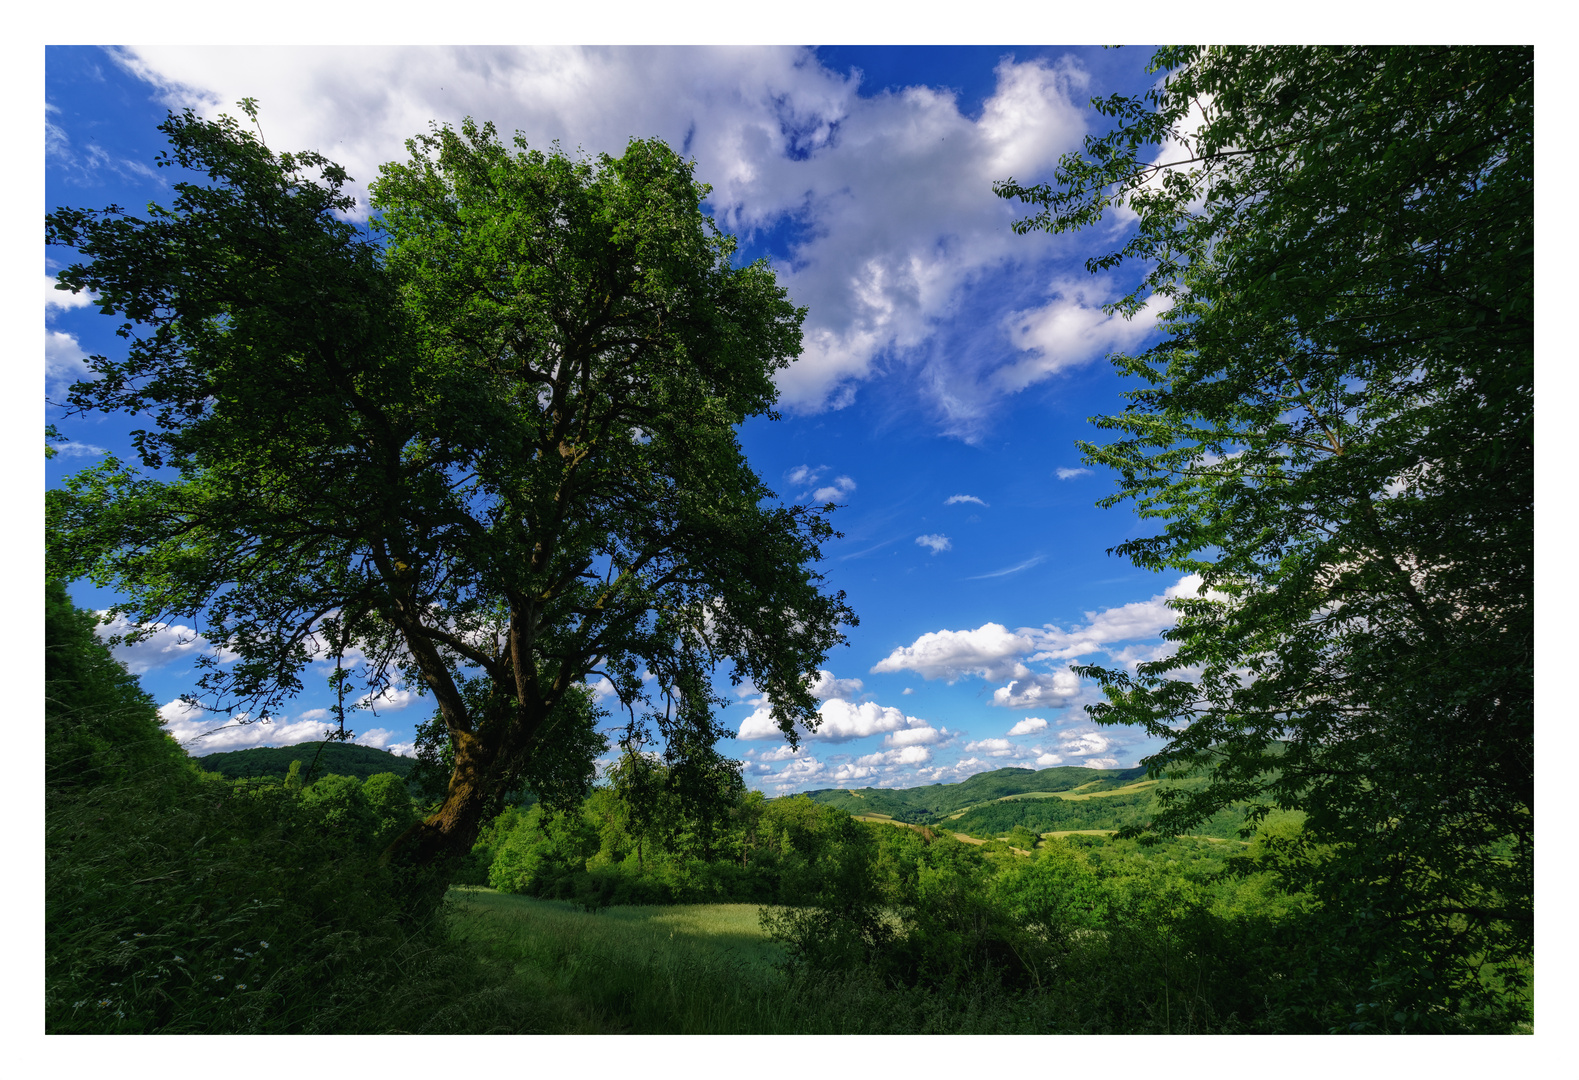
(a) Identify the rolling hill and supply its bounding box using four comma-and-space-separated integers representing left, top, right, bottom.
800, 764, 1150, 823
194, 741, 416, 783
802, 764, 1299, 840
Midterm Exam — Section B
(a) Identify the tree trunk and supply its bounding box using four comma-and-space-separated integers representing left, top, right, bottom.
383, 730, 500, 910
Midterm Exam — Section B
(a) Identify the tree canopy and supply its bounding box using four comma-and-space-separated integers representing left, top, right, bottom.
46, 106, 855, 877
997, 46, 1532, 1028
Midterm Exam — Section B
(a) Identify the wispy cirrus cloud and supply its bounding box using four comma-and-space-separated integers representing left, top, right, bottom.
965, 554, 1045, 580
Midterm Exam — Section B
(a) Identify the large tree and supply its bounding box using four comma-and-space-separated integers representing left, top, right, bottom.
47, 107, 853, 881
997, 47, 1531, 1029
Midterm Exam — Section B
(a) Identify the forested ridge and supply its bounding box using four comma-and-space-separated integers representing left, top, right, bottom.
196, 742, 416, 783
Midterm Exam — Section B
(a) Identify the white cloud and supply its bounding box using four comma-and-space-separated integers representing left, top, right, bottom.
46, 330, 93, 396
855, 745, 933, 767
355, 728, 417, 757
915, 533, 951, 554
914, 756, 997, 785
871, 622, 1034, 682
993, 280, 1170, 394
1057, 730, 1115, 757
1006, 716, 1048, 737
756, 744, 803, 762
52, 441, 108, 458
1034, 752, 1065, 767
811, 475, 856, 502
160, 701, 334, 753
95, 613, 227, 675
587, 677, 617, 701
992, 669, 1080, 709
883, 723, 951, 748
944, 494, 987, 506
1055, 467, 1090, 480
872, 574, 1220, 716
160, 699, 419, 757
808, 668, 863, 701
354, 681, 421, 713
758, 752, 880, 792
963, 737, 1020, 757
805, 699, 913, 742
1081, 757, 1120, 770
105, 46, 1094, 428
965, 555, 1045, 580
1024, 574, 1215, 663
738, 686, 944, 747
46, 275, 94, 311
901, 687, 914, 695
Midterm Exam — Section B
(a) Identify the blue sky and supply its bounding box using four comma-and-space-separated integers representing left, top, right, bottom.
45, 45, 1206, 792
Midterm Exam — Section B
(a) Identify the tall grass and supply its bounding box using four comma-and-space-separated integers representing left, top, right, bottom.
444, 888, 1180, 1034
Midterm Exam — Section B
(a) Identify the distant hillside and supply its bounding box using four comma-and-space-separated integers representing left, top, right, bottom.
195, 742, 415, 783
802, 763, 1299, 840
802, 764, 1149, 823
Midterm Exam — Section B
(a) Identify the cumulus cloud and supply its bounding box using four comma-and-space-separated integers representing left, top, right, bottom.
963, 737, 1019, 757
95, 613, 231, 675
854, 745, 933, 768
46, 330, 93, 397
353, 681, 422, 713
992, 669, 1080, 708
871, 622, 1033, 683
355, 728, 417, 757
739, 668, 948, 747
993, 279, 1170, 395
757, 752, 879, 792
1006, 716, 1048, 737
1055, 467, 1090, 480
813, 700, 913, 742
159, 700, 382, 754
811, 476, 856, 502
1056, 729, 1116, 758
872, 574, 1219, 712
1034, 752, 1065, 767
756, 744, 803, 763
883, 723, 951, 748
1025, 574, 1216, 663
945, 494, 987, 506
809, 669, 863, 700
46, 275, 94, 311
102, 46, 1099, 427
915, 533, 951, 554
914, 757, 997, 785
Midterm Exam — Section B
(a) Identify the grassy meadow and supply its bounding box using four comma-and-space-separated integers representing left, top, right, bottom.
442, 889, 1107, 1035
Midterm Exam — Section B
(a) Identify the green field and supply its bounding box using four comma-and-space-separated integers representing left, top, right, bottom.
442, 889, 1053, 1034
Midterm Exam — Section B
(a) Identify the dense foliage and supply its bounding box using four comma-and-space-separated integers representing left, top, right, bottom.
45, 583, 547, 1033
46, 105, 854, 880
46, 576, 1528, 1033
997, 45, 1533, 1027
